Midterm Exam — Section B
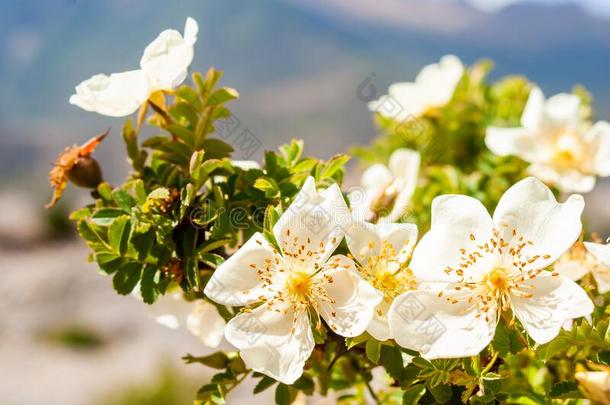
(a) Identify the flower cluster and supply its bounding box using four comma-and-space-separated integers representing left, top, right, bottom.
57, 18, 610, 405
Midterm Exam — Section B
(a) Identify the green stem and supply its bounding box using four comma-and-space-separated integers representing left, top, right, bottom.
224, 370, 251, 396
364, 379, 380, 404
481, 352, 499, 374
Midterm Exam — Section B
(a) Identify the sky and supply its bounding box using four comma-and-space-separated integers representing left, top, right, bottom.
464, 0, 610, 15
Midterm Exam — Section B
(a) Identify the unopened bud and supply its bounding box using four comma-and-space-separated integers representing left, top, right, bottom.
67, 156, 103, 189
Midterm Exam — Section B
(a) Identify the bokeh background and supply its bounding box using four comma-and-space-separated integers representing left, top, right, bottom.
1, 0, 609, 404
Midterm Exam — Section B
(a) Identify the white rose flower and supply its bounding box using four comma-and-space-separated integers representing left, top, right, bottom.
582, 240, 610, 293
70, 17, 198, 117
350, 148, 420, 223
346, 220, 419, 341
141, 289, 226, 348
389, 177, 593, 359
204, 177, 382, 384
369, 55, 464, 121
486, 86, 610, 193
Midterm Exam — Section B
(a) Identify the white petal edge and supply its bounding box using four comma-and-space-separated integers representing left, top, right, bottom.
387, 149, 420, 221
510, 274, 593, 344
584, 242, 610, 293
521, 86, 545, 130
584, 121, 610, 176
69, 70, 149, 117
204, 232, 278, 306
225, 302, 314, 384
485, 127, 535, 160
410, 194, 494, 282
273, 177, 350, 268
367, 299, 393, 341
493, 177, 584, 270
140, 17, 198, 89
316, 256, 383, 337
389, 289, 496, 359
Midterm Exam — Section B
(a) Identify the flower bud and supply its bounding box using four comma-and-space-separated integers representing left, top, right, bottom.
67, 156, 103, 189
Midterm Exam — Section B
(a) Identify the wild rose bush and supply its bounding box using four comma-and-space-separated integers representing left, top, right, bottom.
50, 17, 610, 405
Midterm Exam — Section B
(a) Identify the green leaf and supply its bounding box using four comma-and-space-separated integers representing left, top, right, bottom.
170, 101, 198, 127
320, 153, 349, 179
380, 345, 404, 380
112, 189, 135, 212
97, 182, 114, 201
279, 139, 303, 165
254, 376, 277, 394
275, 384, 291, 405
549, 381, 581, 399
77, 220, 109, 249
112, 262, 142, 295
345, 333, 370, 350
201, 138, 234, 159
365, 339, 381, 364
108, 216, 131, 255
131, 228, 155, 261
197, 383, 224, 404
183, 352, 229, 369
254, 177, 280, 198
95, 252, 124, 274
428, 384, 452, 404
89, 208, 126, 226
140, 265, 159, 304
292, 374, 314, 394
166, 124, 195, 147
185, 259, 201, 290
402, 384, 426, 405
190, 150, 206, 182
207, 87, 239, 106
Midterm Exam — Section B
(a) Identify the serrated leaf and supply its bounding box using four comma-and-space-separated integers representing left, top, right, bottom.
140, 265, 159, 304
549, 381, 581, 399
380, 345, 404, 380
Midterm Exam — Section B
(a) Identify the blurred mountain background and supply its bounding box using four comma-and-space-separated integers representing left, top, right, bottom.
2, 0, 610, 183
1, 1, 609, 403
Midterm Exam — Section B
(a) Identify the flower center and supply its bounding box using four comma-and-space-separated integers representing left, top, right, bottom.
286, 270, 313, 303
362, 241, 417, 299
550, 130, 587, 171
439, 227, 559, 322
483, 267, 509, 293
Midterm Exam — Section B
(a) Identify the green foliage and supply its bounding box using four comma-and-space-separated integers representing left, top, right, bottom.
71, 61, 609, 405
